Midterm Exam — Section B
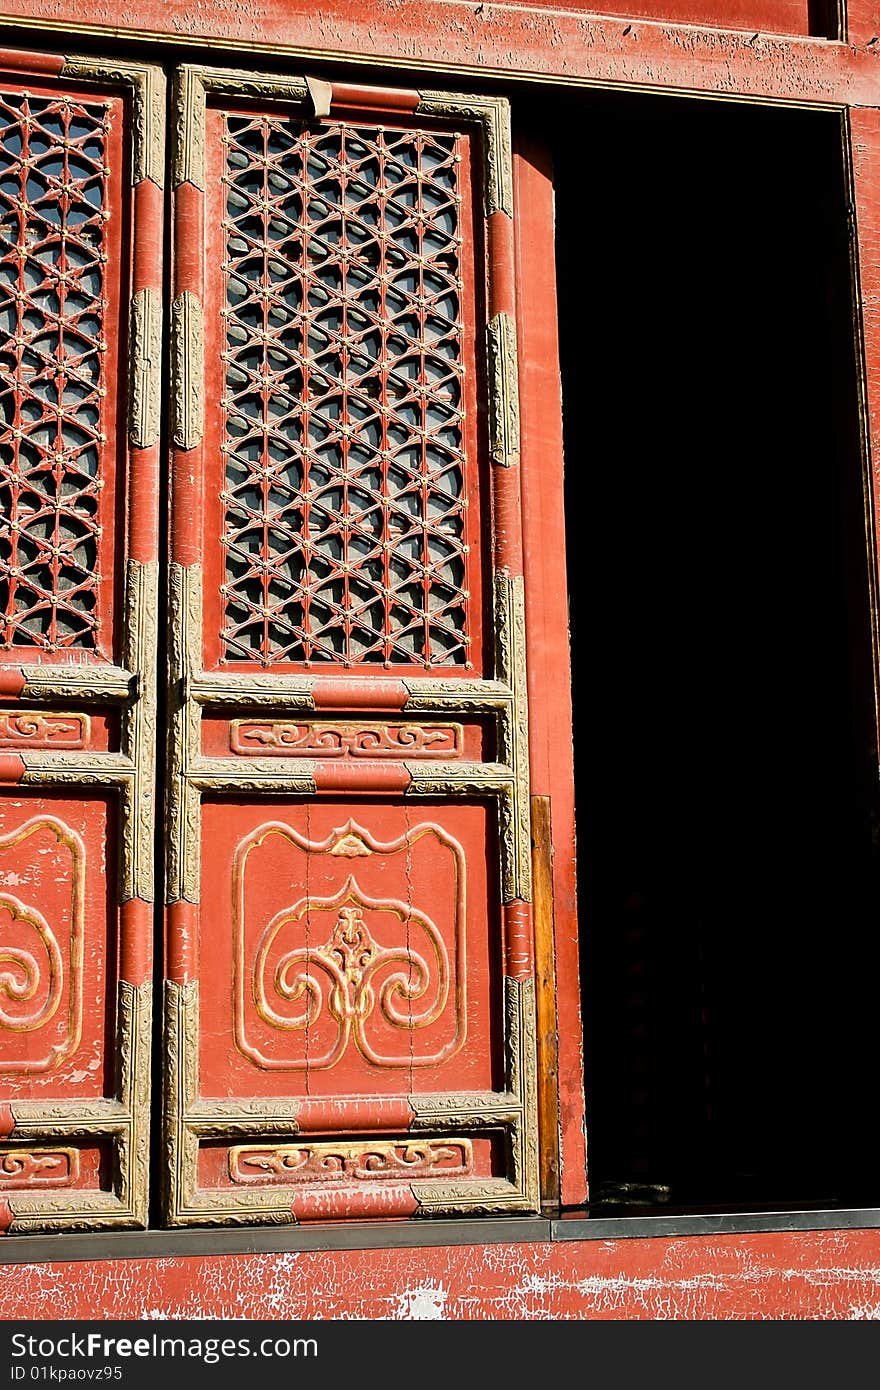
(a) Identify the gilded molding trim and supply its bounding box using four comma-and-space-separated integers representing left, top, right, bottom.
122, 560, 159, 902
409, 1092, 520, 1128
494, 575, 532, 901
163, 979, 200, 1225
487, 312, 521, 468
503, 976, 539, 1211
7, 1191, 140, 1234
116, 980, 152, 1227
129, 288, 163, 450
19, 754, 132, 785
165, 1190, 297, 1226
9, 1100, 129, 1136
172, 65, 206, 190
173, 65, 309, 191
171, 292, 204, 451
62, 58, 166, 187
190, 758, 318, 792
19, 668, 136, 703
187, 1100, 301, 1138
167, 564, 203, 904
405, 762, 513, 795
415, 1178, 523, 1214
417, 91, 513, 217
188, 675, 317, 709
402, 678, 512, 712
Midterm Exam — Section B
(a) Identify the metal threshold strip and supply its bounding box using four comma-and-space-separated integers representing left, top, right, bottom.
0, 1207, 879, 1264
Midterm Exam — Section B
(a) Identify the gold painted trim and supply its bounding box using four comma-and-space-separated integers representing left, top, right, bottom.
18, 668, 136, 703
116, 980, 152, 1228
7, 1192, 142, 1234
402, 678, 513, 712
405, 761, 513, 793
162, 978, 200, 1226
18, 754, 132, 784
121, 559, 159, 903
409, 1092, 521, 1128
506, 975, 539, 1211
9, 1099, 129, 1136
494, 574, 532, 902
415, 1177, 525, 1214
189, 758, 317, 792
186, 1101, 301, 1138
62, 57, 166, 187
171, 291, 204, 452
187, 674, 514, 711
487, 311, 521, 468
417, 91, 513, 217
188, 674, 317, 708
129, 288, 163, 450
172, 65, 205, 191
166, 564, 203, 905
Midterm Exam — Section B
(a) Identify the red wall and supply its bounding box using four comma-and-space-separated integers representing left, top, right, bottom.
2, 1230, 880, 1319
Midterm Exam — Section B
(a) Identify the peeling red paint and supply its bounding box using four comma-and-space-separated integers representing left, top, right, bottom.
2, 1230, 880, 1318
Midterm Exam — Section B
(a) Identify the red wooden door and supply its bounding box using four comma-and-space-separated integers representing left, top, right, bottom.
0, 49, 541, 1233
0, 49, 163, 1232
163, 67, 539, 1225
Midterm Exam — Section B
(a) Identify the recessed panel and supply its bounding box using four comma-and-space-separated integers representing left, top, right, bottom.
0, 792, 115, 1098
199, 797, 500, 1100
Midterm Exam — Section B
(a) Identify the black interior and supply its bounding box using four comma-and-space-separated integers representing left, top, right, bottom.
540, 91, 880, 1210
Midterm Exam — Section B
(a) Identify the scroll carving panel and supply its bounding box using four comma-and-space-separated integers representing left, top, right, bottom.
0, 807, 89, 1078
199, 800, 497, 1098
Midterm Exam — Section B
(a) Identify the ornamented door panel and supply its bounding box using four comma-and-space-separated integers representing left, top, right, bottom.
164, 67, 537, 1225
0, 50, 163, 1232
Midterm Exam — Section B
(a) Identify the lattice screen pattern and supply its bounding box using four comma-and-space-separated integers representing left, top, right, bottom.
0, 90, 110, 651
220, 116, 471, 667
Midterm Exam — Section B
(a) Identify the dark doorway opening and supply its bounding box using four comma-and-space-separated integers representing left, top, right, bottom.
544, 91, 880, 1211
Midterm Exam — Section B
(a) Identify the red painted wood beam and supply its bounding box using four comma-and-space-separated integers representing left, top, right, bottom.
0, 4, 878, 107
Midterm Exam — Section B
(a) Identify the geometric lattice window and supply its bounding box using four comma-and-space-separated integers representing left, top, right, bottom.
0, 89, 109, 651
220, 116, 470, 667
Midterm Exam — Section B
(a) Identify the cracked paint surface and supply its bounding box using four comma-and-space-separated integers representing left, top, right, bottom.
2, 1231, 880, 1319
